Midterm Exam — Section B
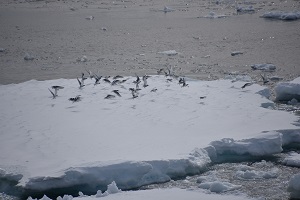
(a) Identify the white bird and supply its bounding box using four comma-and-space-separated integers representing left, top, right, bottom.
51, 86, 64, 96
77, 77, 85, 88
48, 88, 56, 99
142, 75, 149, 88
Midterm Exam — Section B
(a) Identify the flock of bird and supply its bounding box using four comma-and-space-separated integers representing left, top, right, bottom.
48, 65, 269, 102
48, 66, 190, 103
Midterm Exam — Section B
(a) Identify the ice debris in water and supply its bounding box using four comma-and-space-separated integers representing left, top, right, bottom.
24, 53, 35, 61
202, 11, 227, 19
234, 164, 279, 180
236, 5, 255, 13
251, 64, 276, 71
275, 77, 300, 101
288, 173, 300, 199
76, 55, 88, 62
85, 16, 94, 20
282, 152, 300, 167
197, 172, 241, 193
163, 6, 175, 12
157, 50, 178, 56
231, 51, 243, 56
0, 48, 5, 52
262, 11, 300, 20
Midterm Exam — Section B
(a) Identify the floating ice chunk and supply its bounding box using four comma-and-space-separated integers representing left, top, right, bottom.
76, 56, 88, 62
262, 11, 300, 20
157, 50, 178, 56
235, 168, 279, 180
0, 48, 5, 52
236, 6, 255, 13
231, 51, 243, 56
24, 53, 35, 61
199, 181, 241, 193
269, 76, 283, 82
85, 16, 94, 20
163, 6, 175, 12
288, 173, 300, 199
274, 77, 300, 101
251, 64, 276, 71
282, 152, 300, 167
202, 12, 227, 19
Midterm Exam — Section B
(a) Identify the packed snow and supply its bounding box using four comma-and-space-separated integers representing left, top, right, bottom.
275, 77, 300, 101
0, 75, 300, 199
262, 11, 300, 20
287, 173, 300, 199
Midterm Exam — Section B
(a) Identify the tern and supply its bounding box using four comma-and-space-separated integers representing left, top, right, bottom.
241, 82, 253, 89
48, 88, 57, 99
113, 75, 123, 79
142, 75, 149, 88
104, 94, 115, 99
69, 95, 81, 103
51, 86, 64, 96
133, 74, 140, 84
260, 74, 269, 85
151, 88, 157, 92
112, 90, 121, 97
93, 74, 102, 85
129, 88, 138, 99
77, 77, 85, 88
103, 78, 111, 84
111, 79, 121, 86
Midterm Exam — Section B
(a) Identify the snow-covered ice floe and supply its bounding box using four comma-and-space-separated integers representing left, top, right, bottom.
275, 77, 300, 101
262, 11, 300, 20
0, 76, 299, 198
288, 173, 300, 199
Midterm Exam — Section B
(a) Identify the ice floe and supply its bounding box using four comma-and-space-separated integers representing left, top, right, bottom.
262, 11, 300, 20
0, 75, 299, 198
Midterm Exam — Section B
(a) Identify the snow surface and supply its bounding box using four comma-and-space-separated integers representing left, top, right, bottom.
282, 152, 300, 167
288, 173, 300, 199
262, 11, 300, 20
31, 186, 257, 200
75, 188, 256, 200
275, 77, 300, 101
0, 76, 299, 197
